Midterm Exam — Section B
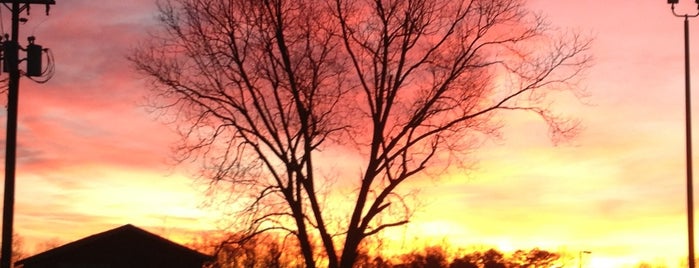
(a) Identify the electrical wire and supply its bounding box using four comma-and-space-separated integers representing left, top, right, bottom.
29, 15, 48, 37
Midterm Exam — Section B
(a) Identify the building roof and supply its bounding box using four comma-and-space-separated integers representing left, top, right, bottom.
16, 224, 212, 268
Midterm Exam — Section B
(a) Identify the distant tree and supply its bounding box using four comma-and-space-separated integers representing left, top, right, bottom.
0, 233, 26, 267
509, 248, 560, 268
131, 0, 591, 267
481, 249, 507, 268
354, 247, 395, 268
449, 249, 507, 268
452, 248, 561, 268
191, 232, 299, 268
398, 247, 561, 268
450, 250, 483, 268
10, 233, 24, 266
398, 246, 448, 268
449, 258, 478, 268
423, 246, 449, 268
372, 256, 393, 268
634, 261, 669, 268
636, 263, 652, 268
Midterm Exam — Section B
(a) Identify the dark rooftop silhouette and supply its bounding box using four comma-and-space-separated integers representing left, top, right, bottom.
15, 224, 212, 268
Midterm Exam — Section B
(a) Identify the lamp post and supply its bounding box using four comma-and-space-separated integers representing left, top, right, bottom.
668, 1, 699, 268
578, 251, 591, 268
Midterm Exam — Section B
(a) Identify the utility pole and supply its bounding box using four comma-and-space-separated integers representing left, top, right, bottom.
0, 1, 54, 268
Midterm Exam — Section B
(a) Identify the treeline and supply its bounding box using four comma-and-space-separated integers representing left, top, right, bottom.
191, 234, 564, 268
368, 246, 561, 268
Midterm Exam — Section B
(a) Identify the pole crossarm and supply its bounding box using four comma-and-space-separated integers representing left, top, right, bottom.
0, 0, 54, 15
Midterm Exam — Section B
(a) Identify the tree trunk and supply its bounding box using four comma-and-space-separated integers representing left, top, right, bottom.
338, 231, 361, 268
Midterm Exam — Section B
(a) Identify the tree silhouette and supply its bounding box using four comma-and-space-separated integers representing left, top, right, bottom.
509, 248, 560, 268
481, 249, 507, 268
395, 247, 561, 268
130, 0, 591, 267
399, 246, 448, 268
0, 233, 26, 267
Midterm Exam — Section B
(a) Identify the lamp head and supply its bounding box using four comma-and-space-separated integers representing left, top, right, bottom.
669, 0, 699, 3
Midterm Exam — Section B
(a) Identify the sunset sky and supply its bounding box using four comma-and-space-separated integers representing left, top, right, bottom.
0, 0, 695, 267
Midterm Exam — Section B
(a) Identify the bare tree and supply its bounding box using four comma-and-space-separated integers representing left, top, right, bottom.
130, 0, 591, 267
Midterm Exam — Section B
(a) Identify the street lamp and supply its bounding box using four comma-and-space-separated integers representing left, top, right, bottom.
667, 1, 699, 268
578, 251, 591, 268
